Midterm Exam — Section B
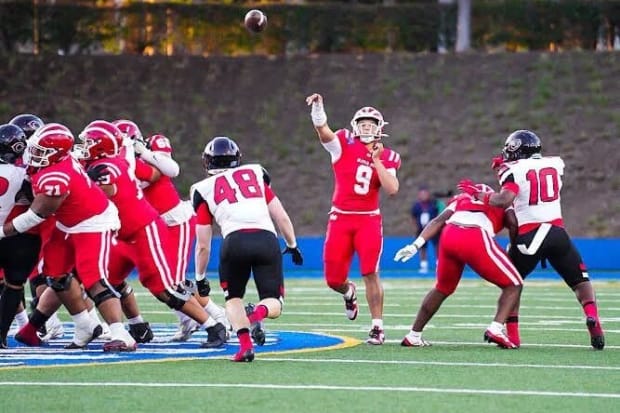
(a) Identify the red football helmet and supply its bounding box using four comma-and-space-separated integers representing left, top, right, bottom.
147, 134, 172, 153
113, 119, 144, 143
25, 123, 74, 168
76, 124, 122, 161
350, 106, 388, 143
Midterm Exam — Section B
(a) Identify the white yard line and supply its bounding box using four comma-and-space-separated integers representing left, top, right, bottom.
2, 381, 619, 399
259, 357, 620, 371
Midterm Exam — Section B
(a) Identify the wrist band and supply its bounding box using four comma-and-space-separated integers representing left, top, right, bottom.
413, 237, 426, 249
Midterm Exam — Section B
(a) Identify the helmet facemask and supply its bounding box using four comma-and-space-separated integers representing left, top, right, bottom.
26, 142, 56, 168
350, 107, 388, 144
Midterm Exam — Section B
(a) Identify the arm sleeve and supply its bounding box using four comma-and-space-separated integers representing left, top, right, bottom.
500, 174, 519, 195
264, 185, 275, 203
195, 202, 212, 225
134, 158, 155, 181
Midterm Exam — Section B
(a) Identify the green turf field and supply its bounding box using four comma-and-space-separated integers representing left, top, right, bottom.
1, 278, 618, 413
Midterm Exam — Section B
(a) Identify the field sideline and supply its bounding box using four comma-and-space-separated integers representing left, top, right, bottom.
1, 277, 618, 413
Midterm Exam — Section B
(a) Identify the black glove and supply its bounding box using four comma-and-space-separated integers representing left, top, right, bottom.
283, 246, 303, 266
196, 278, 211, 297
86, 164, 110, 183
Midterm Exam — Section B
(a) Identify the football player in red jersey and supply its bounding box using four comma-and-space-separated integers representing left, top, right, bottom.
306, 93, 400, 345
2, 123, 137, 352
463, 130, 605, 350
132, 132, 228, 341
78, 122, 227, 347
395, 184, 523, 349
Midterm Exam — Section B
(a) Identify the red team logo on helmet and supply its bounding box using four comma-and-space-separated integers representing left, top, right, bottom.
350, 106, 388, 143
25, 123, 74, 168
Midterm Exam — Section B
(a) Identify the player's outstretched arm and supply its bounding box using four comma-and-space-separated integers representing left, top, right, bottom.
135, 140, 180, 178
394, 209, 453, 262
306, 93, 337, 143
0, 193, 65, 239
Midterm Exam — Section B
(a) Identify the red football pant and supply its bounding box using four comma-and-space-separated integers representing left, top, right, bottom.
108, 218, 177, 296
42, 227, 113, 290
323, 213, 383, 288
435, 224, 523, 296
166, 216, 196, 284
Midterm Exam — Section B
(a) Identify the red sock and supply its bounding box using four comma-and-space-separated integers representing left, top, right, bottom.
237, 328, 253, 351
506, 314, 520, 346
582, 301, 599, 320
248, 304, 268, 324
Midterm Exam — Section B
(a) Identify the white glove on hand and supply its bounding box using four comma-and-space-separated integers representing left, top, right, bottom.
133, 140, 148, 156
394, 244, 419, 262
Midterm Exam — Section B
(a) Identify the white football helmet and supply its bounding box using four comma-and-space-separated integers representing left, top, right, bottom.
350, 106, 388, 143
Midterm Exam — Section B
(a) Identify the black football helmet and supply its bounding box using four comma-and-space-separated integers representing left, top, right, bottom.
502, 130, 542, 161
0, 123, 27, 164
202, 136, 242, 174
9, 114, 44, 138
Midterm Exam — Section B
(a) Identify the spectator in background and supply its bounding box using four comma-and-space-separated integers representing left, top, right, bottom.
409, 185, 445, 273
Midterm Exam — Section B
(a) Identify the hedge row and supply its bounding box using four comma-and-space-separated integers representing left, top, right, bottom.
1, 1, 619, 55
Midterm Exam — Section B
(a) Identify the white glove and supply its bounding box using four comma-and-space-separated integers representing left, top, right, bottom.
133, 140, 148, 156
394, 244, 419, 262
393, 237, 426, 263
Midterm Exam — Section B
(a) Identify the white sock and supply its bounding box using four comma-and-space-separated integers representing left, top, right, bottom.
204, 300, 224, 319
489, 321, 504, 333
372, 319, 384, 329
201, 316, 217, 330
71, 310, 93, 330
407, 330, 422, 339
127, 316, 144, 325
108, 322, 126, 337
343, 283, 355, 300
88, 308, 102, 324
420, 260, 429, 269
14, 309, 29, 328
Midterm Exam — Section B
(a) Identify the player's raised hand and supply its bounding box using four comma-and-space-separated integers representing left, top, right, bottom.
457, 179, 479, 197
394, 243, 419, 262
305, 93, 323, 106
491, 155, 504, 170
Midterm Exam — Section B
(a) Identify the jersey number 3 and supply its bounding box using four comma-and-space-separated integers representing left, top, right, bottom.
213, 169, 263, 205
526, 167, 560, 205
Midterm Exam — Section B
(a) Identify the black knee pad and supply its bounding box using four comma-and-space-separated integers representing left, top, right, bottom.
29, 274, 47, 293
88, 280, 120, 307
46, 273, 74, 292
158, 285, 192, 311
113, 281, 134, 299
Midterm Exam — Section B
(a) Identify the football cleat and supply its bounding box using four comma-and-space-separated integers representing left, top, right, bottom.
15, 324, 43, 347
343, 282, 358, 321
65, 324, 103, 349
401, 335, 431, 347
245, 303, 266, 346
171, 317, 200, 342
202, 322, 228, 349
231, 348, 255, 363
103, 339, 137, 353
40, 317, 65, 341
128, 322, 154, 344
483, 329, 518, 349
366, 326, 385, 345
0, 335, 8, 349
586, 317, 605, 350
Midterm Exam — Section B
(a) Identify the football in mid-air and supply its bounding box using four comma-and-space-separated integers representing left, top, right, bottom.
244, 9, 267, 33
